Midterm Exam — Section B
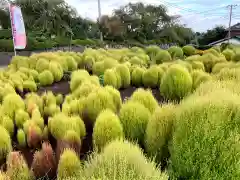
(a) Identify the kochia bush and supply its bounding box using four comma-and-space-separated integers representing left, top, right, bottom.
115, 64, 131, 89
145, 104, 176, 163
160, 64, 193, 101
142, 67, 159, 88
169, 91, 240, 180
154, 50, 172, 64
38, 70, 54, 86
130, 88, 158, 113
168, 46, 184, 59
103, 69, 118, 89
82, 140, 168, 180
119, 101, 150, 144
182, 45, 196, 56
57, 149, 81, 179
93, 109, 124, 151
131, 67, 145, 87
0, 126, 12, 162
85, 88, 116, 124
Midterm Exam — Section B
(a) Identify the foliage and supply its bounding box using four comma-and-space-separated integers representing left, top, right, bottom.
93, 109, 124, 151
130, 88, 158, 113
169, 90, 240, 179
145, 104, 176, 163
82, 139, 168, 180
119, 101, 150, 144
160, 64, 193, 100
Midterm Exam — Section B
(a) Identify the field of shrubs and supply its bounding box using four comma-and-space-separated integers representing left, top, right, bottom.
0, 44, 239, 179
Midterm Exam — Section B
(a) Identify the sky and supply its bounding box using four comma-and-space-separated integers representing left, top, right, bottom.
66, 0, 240, 32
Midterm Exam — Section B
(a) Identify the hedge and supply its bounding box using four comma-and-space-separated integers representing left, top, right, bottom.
0, 37, 102, 52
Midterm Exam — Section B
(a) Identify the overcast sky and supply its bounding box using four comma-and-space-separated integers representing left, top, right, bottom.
66, 0, 240, 32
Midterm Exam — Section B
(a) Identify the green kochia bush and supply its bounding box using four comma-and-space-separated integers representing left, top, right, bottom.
93, 109, 124, 151
103, 69, 118, 89
116, 64, 130, 89
104, 86, 122, 111
0, 126, 12, 162
191, 70, 212, 90
145, 104, 176, 163
168, 46, 184, 59
57, 149, 81, 179
231, 52, 240, 62
222, 49, 234, 61
154, 50, 172, 64
130, 88, 158, 113
169, 91, 240, 180
82, 140, 168, 180
119, 101, 150, 144
182, 45, 196, 56
142, 67, 159, 88
160, 64, 193, 101
38, 70, 54, 86
131, 67, 145, 87
85, 88, 116, 124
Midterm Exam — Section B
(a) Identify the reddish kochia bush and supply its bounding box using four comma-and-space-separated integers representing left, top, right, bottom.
31, 142, 57, 179
27, 125, 42, 148
56, 130, 81, 163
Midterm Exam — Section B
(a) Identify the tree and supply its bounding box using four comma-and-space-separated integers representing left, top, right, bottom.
197, 26, 227, 45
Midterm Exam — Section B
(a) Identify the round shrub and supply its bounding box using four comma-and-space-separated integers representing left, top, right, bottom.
119, 101, 150, 144
66, 56, 78, 71
145, 104, 176, 163
232, 52, 240, 62
1, 116, 14, 137
29, 69, 39, 81
145, 45, 161, 60
0, 126, 12, 162
131, 67, 145, 87
174, 60, 192, 72
130, 88, 158, 113
104, 86, 122, 111
192, 72, 212, 90
168, 46, 184, 59
36, 58, 49, 73
70, 70, 90, 92
199, 53, 226, 73
185, 54, 200, 62
93, 109, 123, 151
38, 70, 54, 86
203, 48, 220, 57
23, 80, 37, 92
222, 49, 234, 61
19, 105, 34, 122
169, 91, 240, 179
17, 129, 26, 147
115, 64, 130, 89
154, 50, 172, 64
160, 64, 192, 100
6, 152, 31, 180
2, 94, 25, 119
182, 45, 196, 56
85, 88, 116, 124
190, 61, 205, 71
92, 61, 104, 76
57, 149, 81, 179
82, 139, 168, 180
73, 82, 99, 99
103, 69, 117, 88
49, 62, 64, 82
142, 67, 159, 88
212, 62, 232, 74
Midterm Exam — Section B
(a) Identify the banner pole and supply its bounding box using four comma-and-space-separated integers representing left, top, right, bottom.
8, 3, 17, 56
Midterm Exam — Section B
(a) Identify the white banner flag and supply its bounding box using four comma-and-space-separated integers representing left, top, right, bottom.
9, 4, 27, 50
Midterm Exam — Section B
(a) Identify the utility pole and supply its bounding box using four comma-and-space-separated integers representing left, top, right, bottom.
227, 4, 237, 43
97, 0, 103, 42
